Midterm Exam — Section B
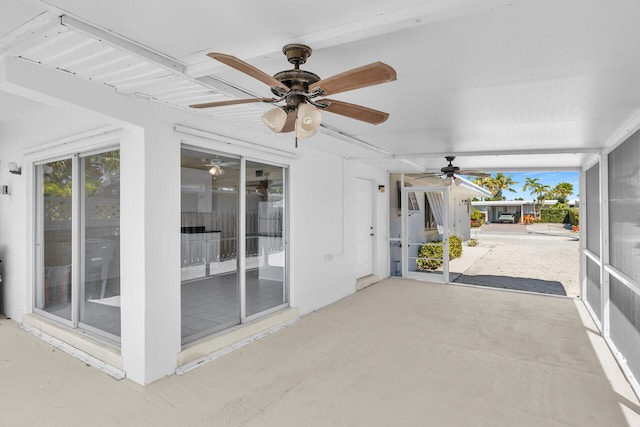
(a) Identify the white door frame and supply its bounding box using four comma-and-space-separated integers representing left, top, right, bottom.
355, 177, 375, 278
401, 185, 450, 283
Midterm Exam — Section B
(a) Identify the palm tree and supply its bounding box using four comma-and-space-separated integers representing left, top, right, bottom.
534, 184, 551, 203
522, 177, 541, 200
486, 173, 518, 200
472, 176, 492, 201
522, 177, 550, 219
552, 182, 574, 203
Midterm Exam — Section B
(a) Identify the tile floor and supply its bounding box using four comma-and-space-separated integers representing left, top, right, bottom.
43, 268, 286, 344
181, 268, 285, 342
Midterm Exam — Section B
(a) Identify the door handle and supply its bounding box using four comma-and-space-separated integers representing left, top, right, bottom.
370, 233, 375, 236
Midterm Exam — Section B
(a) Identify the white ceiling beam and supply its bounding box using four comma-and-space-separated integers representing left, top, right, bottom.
0, 12, 63, 56
60, 15, 185, 74
318, 123, 391, 157
394, 147, 602, 159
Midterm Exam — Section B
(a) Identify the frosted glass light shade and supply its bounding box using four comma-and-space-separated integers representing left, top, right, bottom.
262, 107, 288, 132
295, 118, 317, 138
297, 103, 322, 131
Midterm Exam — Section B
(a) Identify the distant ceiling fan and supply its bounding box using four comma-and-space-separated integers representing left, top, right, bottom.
202, 157, 229, 176
189, 44, 397, 139
418, 156, 490, 186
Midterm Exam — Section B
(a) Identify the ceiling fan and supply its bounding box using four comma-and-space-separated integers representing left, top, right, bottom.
189, 44, 397, 139
418, 156, 490, 186
201, 157, 231, 176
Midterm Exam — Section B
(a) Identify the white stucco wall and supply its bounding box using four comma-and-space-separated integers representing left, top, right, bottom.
289, 151, 388, 315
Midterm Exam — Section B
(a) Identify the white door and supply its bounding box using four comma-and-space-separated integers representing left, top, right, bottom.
355, 178, 374, 278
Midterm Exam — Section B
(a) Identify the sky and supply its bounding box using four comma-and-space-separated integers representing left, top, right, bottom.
468, 171, 580, 201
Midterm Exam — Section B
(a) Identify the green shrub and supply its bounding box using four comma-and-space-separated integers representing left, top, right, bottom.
541, 209, 565, 223
449, 235, 463, 258
416, 236, 463, 270
541, 208, 580, 225
567, 208, 579, 226
471, 208, 484, 221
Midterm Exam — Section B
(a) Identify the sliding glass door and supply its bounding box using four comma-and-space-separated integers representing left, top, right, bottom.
180, 149, 240, 342
35, 148, 121, 340
79, 151, 121, 336
245, 161, 286, 318
180, 148, 288, 345
35, 158, 73, 321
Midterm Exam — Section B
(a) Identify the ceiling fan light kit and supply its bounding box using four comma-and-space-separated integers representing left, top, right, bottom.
190, 43, 397, 141
297, 103, 322, 133
295, 117, 317, 138
208, 164, 225, 176
261, 107, 288, 132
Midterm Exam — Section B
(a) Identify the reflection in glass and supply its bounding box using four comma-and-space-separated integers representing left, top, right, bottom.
79, 150, 121, 337
180, 149, 240, 343
36, 159, 73, 321
245, 161, 286, 317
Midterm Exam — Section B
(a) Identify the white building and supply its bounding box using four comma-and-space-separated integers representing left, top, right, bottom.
0, 1, 639, 400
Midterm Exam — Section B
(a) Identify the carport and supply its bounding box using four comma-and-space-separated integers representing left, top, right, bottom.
0, 0, 639, 411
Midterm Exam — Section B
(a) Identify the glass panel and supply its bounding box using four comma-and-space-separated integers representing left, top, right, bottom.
585, 257, 601, 322
608, 130, 640, 283
181, 149, 240, 343
389, 240, 402, 277
585, 164, 600, 256
79, 150, 121, 337
245, 161, 286, 317
389, 173, 403, 276
36, 159, 73, 321
609, 275, 640, 380
406, 190, 444, 281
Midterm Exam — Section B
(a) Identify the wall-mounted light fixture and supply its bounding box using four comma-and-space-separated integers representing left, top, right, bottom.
8, 162, 21, 175
378, 185, 385, 193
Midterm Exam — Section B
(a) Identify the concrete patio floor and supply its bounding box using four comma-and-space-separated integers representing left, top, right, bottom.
2, 278, 639, 426
454, 225, 580, 297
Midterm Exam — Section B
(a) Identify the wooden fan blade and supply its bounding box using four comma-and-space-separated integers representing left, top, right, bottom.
412, 173, 442, 180
208, 53, 290, 91
309, 62, 396, 96
320, 99, 389, 124
190, 98, 274, 109
457, 170, 491, 177
280, 111, 297, 133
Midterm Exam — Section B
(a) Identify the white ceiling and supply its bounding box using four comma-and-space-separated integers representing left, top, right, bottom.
3, 0, 640, 172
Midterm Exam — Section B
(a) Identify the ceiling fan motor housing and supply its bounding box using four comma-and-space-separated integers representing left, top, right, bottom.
272, 70, 321, 94
271, 44, 322, 109
282, 44, 312, 65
